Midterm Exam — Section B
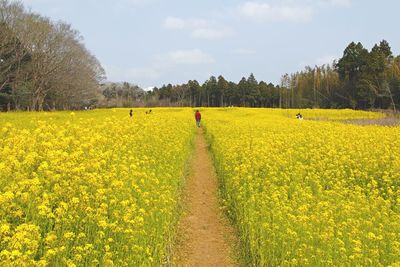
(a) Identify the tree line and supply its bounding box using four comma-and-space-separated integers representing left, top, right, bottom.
0, 0, 104, 111
146, 74, 280, 108
147, 40, 400, 111
99, 82, 146, 108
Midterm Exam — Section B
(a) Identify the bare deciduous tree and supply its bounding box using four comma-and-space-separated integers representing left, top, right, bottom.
0, 0, 105, 111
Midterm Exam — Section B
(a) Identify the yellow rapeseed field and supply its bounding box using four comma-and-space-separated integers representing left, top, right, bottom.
0, 109, 195, 266
204, 108, 400, 266
1, 108, 399, 266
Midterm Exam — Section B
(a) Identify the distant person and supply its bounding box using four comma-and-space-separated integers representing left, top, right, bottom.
129, 109, 133, 119
296, 113, 303, 120
195, 110, 201, 128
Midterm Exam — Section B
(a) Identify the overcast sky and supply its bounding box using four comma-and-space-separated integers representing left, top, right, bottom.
16, 0, 400, 89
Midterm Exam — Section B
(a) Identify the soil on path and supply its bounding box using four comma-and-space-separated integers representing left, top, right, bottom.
173, 129, 237, 267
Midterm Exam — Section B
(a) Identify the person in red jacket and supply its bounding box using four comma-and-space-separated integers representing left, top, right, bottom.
195, 110, 201, 128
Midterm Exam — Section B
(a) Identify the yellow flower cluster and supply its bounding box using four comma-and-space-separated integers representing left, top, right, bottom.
0, 109, 195, 266
204, 108, 400, 266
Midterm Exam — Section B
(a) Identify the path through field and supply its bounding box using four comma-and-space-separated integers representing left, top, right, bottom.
174, 129, 237, 266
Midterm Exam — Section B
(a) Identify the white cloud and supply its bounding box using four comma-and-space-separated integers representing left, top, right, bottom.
162, 16, 233, 40
18, 0, 155, 7
163, 17, 186, 29
115, 0, 155, 7
232, 48, 256, 55
104, 65, 160, 82
15, 0, 51, 3
191, 27, 233, 40
299, 54, 338, 68
163, 16, 208, 30
318, 0, 351, 8
104, 48, 214, 84
127, 68, 160, 79
165, 49, 215, 65
316, 55, 338, 65
238, 2, 314, 22
123, 0, 153, 4
110, 0, 155, 13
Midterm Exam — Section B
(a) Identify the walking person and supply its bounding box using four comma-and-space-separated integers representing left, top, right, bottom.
129, 109, 133, 119
195, 110, 201, 128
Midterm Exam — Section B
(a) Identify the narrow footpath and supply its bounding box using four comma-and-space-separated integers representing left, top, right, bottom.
174, 129, 237, 267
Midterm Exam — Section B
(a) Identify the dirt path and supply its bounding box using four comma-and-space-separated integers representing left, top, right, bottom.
173, 129, 237, 267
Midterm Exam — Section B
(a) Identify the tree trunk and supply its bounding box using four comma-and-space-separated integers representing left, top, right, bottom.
38, 97, 44, 111
32, 97, 38, 111
388, 89, 397, 112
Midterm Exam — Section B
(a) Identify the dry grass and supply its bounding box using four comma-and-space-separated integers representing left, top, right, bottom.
344, 117, 400, 126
